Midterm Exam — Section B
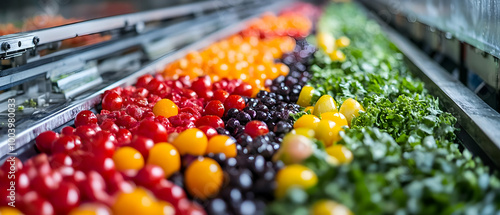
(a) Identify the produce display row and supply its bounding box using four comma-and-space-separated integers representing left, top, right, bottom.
1, 2, 499, 215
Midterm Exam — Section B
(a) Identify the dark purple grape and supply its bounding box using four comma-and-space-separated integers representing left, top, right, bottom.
236, 112, 251, 124
216, 127, 231, 136
207, 198, 228, 215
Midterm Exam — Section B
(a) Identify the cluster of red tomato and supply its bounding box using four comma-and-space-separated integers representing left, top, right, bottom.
0, 5, 315, 215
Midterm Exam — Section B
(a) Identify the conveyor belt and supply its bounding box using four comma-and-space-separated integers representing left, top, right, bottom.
0, 0, 291, 160
360, 4, 500, 168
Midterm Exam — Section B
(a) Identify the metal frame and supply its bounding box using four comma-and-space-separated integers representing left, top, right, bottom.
0, 0, 245, 58
0, 0, 290, 159
361, 5, 500, 167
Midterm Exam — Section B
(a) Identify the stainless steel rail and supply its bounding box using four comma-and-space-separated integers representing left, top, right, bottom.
361, 5, 500, 167
0, 0, 290, 159
0, 0, 244, 58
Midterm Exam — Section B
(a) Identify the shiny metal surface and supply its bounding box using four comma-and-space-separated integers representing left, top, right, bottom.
363, 6, 500, 167
0, 0, 290, 159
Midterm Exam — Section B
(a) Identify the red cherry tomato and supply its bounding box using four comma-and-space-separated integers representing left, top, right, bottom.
49, 153, 73, 168
74, 125, 97, 143
224, 95, 245, 110
198, 126, 217, 139
233, 83, 253, 97
116, 128, 132, 145
35, 131, 59, 153
152, 180, 187, 207
49, 182, 80, 214
212, 90, 229, 102
102, 91, 123, 111
136, 74, 154, 88
134, 164, 165, 189
52, 135, 80, 154
191, 76, 212, 95
79, 171, 110, 203
1, 156, 23, 173
100, 119, 119, 133
136, 120, 168, 143
195, 115, 224, 128
22, 191, 55, 215
146, 79, 167, 96
87, 131, 116, 157
74, 110, 98, 127
204, 100, 225, 117
245, 120, 269, 137
61, 126, 75, 136
129, 136, 155, 158
31, 172, 58, 196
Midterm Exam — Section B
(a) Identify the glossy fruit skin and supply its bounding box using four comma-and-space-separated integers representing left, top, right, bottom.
172, 128, 207, 156
35, 131, 59, 153
49, 182, 80, 214
310, 200, 353, 215
204, 100, 225, 117
290, 128, 315, 138
68, 203, 112, 215
198, 126, 217, 139
195, 115, 224, 128
297, 86, 315, 107
136, 120, 168, 143
339, 98, 365, 127
325, 145, 353, 164
74, 110, 98, 127
294, 114, 320, 130
113, 146, 145, 171
212, 90, 230, 102
129, 136, 155, 159
112, 188, 158, 215
233, 83, 253, 97
22, 192, 55, 215
317, 31, 335, 54
313, 95, 337, 116
275, 164, 318, 199
62, 126, 75, 136
0, 207, 22, 215
136, 74, 154, 88
320, 112, 348, 128
102, 91, 123, 111
273, 133, 314, 164
244, 120, 269, 138
100, 120, 119, 134
315, 119, 343, 147
147, 143, 180, 178
50, 153, 73, 168
74, 126, 97, 143
185, 158, 223, 199
336, 36, 350, 48
206, 135, 237, 158
116, 128, 132, 145
224, 95, 246, 111
152, 180, 187, 208
134, 164, 165, 188
52, 135, 80, 154
153, 99, 179, 118
304, 106, 314, 113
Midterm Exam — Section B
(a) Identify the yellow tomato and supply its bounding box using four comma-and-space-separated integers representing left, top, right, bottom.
275, 164, 318, 198
113, 147, 144, 171
147, 143, 181, 178
294, 115, 321, 130
310, 200, 353, 215
206, 135, 237, 158
325, 145, 353, 164
172, 128, 208, 155
297, 86, 316, 107
153, 99, 178, 118
313, 95, 338, 116
112, 188, 157, 215
320, 112, 348, 128
315, 119, 343, 147
339, 98, 365, 127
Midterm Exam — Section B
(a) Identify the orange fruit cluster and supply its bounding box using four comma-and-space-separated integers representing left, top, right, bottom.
241, 12, 312, 38
163, 34, 295, 95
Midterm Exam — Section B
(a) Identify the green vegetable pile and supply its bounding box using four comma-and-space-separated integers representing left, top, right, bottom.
268, 3, 500, 214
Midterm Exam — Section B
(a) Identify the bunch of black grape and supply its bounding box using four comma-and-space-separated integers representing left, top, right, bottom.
204, 39, 316, 215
